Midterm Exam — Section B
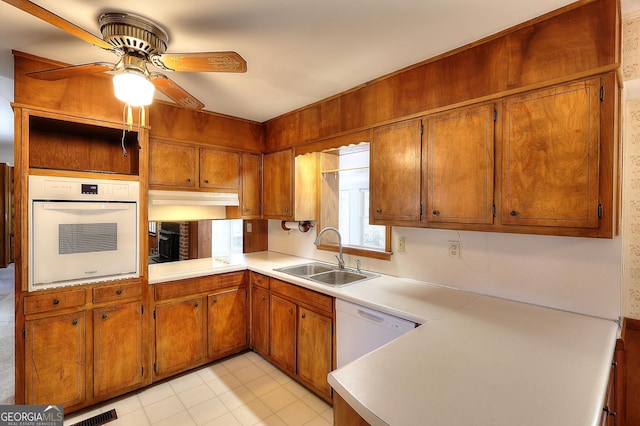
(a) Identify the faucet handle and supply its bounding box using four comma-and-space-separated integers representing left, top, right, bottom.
335, 255, 345, 269
355, 259, 361, 273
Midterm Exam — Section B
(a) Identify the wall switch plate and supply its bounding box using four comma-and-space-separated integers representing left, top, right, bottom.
448, 241, 460, 259
247, 223, 253, 233
398, 237, 405, 253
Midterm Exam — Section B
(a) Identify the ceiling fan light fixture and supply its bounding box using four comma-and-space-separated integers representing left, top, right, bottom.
113, 71, 155, 106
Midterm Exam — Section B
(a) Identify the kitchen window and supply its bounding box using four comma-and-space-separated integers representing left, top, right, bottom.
318, 143, 391, 260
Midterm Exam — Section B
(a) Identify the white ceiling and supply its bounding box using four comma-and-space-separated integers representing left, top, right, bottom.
0, 0, 638, 149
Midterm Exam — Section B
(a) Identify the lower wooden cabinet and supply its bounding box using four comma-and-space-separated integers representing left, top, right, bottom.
24, 311, 86, 406
269, 294, 297, 375
93, 302, 144, 398
208, 287, 248, 358
155, 296, 207, 378
256, 277, 335, 403
297, 306, 333, 400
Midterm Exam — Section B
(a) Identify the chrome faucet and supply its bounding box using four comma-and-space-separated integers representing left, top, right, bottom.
314, 227, 345, 269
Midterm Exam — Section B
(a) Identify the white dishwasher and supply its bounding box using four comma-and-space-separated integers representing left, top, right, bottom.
336, 299, 416, 368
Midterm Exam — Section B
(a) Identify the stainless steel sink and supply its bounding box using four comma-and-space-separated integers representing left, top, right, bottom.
275, 262, 378, 287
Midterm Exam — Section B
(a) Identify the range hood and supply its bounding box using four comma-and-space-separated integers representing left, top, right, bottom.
148, 190, 239, 222
149, 190, 239, 206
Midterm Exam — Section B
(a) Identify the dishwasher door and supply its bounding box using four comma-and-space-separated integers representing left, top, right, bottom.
336, 299, 416, 368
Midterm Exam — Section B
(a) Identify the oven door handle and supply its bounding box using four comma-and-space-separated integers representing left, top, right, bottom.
41, 203, 132, 211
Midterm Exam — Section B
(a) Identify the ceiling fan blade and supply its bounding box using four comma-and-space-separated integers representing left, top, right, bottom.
2, 0, 113, 51
156, 52, 247, 73
150, 74, 205, 110
27, 62, 117, 81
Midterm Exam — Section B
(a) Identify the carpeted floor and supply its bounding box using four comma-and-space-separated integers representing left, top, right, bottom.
0, 263, 14, 405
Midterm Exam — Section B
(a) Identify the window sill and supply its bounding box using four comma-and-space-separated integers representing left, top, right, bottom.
316, 243, 391, 261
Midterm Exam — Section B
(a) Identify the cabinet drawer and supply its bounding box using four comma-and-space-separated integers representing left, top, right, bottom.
251, 272, 270, 289
24, 289, 86, 315
93, 282, 142, 303
155, 272, 246, 301
270, 278, 333, 314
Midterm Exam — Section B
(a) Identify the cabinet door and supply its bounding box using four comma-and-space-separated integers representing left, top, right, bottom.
425, 104, 495, 224
155, 296, 206, 377
297, 307, 333, 400
93, 302, 143, 398
25, 312, 86, 407
370, 119, 422, 223
240, 153, 262, 218
263, 149, 293, 219
502, 78, 600, 228
251, 286, 270, 357
200, 148, 240, 190
149, 140, 197, 188
208, 288, 248, 358
269, 295, 297, 374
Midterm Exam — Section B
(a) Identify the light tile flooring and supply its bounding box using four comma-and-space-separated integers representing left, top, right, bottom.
64, 352, 333, 426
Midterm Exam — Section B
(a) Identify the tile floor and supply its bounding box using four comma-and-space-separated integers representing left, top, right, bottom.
64, 351, 333, 426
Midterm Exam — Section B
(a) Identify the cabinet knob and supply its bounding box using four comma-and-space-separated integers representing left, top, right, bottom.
245, 208, 251, 212
102, 314, 108, 320
116, 289, 123, 295
301, 313, 306, 319
52, 299, 60, 305
288, 308, 293, 314
376, 208, 382, 214
71, 319, 78, 326
204, 179, 209, 184
186, 178, 192, 182
194, 302, 199, 308
213, 299, 217, 304
510, 210, 517, 216
261, 297, 266, 302
432, 210, 439, 215
284, 207, 289, 213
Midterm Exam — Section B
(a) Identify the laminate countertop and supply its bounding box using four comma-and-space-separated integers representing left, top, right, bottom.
149, 251, 619, 425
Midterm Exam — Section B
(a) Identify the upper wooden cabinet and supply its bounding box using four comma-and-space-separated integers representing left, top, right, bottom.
370, 119, 422, 224
240, 153, 262, 218
149, 139, 197, 188
199, 148, 240, 191
424, 103, 495, 225
149, 139, 241, 192
263, 149, 318, 220
502, 78, 601, 229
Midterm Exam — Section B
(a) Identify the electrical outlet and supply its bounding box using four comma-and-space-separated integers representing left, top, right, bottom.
448, 241, 461, 259
398, 237, 405, 253
246, 223, 253, 233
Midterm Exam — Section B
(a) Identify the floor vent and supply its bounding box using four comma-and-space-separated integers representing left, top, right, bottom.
70, 409, 117, 426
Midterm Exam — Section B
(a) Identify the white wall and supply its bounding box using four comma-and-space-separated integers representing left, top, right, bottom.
268, 220, 622, 321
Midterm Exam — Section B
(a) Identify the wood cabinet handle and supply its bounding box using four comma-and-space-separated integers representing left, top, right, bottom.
432, 210, 439, 215
261, 297, 266, 302
71, 319, 78, 326
204, 179, 209, 184
116, 289, 123, 295
288, 308, 293, 314
186, 178, 192, 182
213, 299, 217, 304
245, 208, 250, 212
284, 207, 289, 213
52, 299, 60, 305
301, 313, 306, 319
194, 302, 199, 308
376, 208, 382, 214
102, 314, 108, 320
510, 210, 517, 216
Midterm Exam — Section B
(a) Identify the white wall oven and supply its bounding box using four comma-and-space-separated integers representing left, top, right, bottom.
28, 175, 139, 291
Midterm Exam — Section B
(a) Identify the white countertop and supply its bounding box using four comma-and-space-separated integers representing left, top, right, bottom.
148, 251, 619, 425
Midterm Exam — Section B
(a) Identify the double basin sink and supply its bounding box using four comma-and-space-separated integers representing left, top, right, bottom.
274, 262, 379, 287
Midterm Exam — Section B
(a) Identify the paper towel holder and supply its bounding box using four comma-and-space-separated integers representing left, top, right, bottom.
281, 220, 314, 233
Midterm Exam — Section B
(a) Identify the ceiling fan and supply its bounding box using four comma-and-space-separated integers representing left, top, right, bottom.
3, 0, 247, 110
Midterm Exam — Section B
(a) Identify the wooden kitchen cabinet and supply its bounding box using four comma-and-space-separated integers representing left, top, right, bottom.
149, 139, 197, 188
240, 152, 262, 218
269, 294, 298, 375
370, 119, 422, 224
297, 306, 333, 400
263, 149, 318, 220
208, 287, 248, 358
154, 296, 206, 378
251, 272, 270, 357
502, 78, 601, 229
24, 311, 86, 406
93, 301, 144, 398
424, 103, 495, 225
199, 148, 240, 191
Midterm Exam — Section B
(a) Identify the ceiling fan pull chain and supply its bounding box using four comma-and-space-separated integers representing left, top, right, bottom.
120, 104, 129, 158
